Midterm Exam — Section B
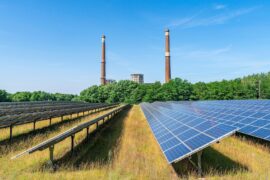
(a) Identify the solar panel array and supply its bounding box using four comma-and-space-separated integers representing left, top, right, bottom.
0, 102, 102, 116
141, 102, 237, 163
0, 102, 116, 128
12, 104, 129, 160
171, 100, 270, 141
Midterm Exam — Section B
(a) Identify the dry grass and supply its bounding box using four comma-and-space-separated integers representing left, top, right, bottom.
0, 105, 270, 179
205, 136, 270, 179
111, 105, 177, 179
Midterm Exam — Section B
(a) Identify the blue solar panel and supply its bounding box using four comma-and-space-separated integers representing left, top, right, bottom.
170, 100, 270, 142
140, 102, 237, 163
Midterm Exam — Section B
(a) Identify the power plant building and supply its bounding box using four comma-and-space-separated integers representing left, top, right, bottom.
106, 79, 116, 84
131, 74, 144, 84
99, 29, 171, 85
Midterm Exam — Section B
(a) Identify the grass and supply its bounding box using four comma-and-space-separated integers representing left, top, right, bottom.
0, 105, 270, 179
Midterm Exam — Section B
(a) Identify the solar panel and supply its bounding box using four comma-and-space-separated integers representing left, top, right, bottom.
141, 102, 237, 163
12, 104, 129, 160
171, 100, 270, 141
0, 103, 117, 129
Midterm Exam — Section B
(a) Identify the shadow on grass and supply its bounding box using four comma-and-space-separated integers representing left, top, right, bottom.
172, 146, 248, 178
236, 133, 270, 149
51, 107, 131, 171
0, 111, 105, 154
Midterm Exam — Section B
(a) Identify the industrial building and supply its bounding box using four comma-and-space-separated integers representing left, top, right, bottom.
131, 74, 144, 84
106, 79, 116, 84
100, 28, 171, 85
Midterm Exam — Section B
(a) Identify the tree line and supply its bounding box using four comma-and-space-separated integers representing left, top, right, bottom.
1, 72, 269, 103
0, 91, 77, 102
80, 72, 270, 103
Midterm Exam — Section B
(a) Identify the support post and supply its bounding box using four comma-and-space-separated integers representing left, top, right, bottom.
77, 113, 79, 117
61, 116, 64, 122
49, 118, 52, 126
71, 135, 75, 155
49, 145, 54, 166
33, 121, 36, 131
86, 127, 89, 139
197, 151, 203, 177
96, 122, 99, 129
70, 114, 72, 119
83, 112, 85, 116
9, 124, 13, 141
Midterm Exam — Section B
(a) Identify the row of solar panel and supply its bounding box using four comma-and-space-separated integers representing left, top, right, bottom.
0, 104, 116, 129
12, 105, 129, 160
170, 101, 270, 141
141, 102, 237, 163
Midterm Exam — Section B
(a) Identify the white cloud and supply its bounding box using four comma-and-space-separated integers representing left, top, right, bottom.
167, 12, 201, 27
213, 4, 227, 10
173, 45, 232, 59
168, 6, 259, 29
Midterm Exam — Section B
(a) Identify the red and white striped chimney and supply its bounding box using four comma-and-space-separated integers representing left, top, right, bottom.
101, 35, 106, 85
165, 29, 171, 83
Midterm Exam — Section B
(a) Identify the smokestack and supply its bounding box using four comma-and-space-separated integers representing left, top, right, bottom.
101, 34, 106, 85
165, 28, 171, 83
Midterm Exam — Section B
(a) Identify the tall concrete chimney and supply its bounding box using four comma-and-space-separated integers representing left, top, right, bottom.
101, 34, 106, 85
165, 29, 171, 83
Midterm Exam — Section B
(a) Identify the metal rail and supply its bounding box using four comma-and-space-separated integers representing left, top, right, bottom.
11, 104, 129, 165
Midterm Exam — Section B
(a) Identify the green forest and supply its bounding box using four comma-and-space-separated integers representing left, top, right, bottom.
0, 91, 77, 102
1, 72, 270, 103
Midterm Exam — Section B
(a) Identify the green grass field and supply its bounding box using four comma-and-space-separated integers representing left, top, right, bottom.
0, 105, 270, 179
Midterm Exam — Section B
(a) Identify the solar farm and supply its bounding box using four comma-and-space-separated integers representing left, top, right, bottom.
0, 100, 270, 179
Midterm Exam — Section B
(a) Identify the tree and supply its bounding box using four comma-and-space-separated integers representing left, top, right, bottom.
191, 82, 209, 100
129, 84, 147, 103
142, 82, 162, 102
30, 91, 55, 101
54, 93, 76, 101
80, 85, 100, 103
158, 78, 193, 101
0, 90, 10, 102
11, 92, 32, 102
107, 80, 139, 103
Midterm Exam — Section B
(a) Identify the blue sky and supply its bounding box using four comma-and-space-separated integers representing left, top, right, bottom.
0, 0, 270, 94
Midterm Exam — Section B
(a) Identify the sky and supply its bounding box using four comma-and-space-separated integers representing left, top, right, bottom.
0, 0, 270, 94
